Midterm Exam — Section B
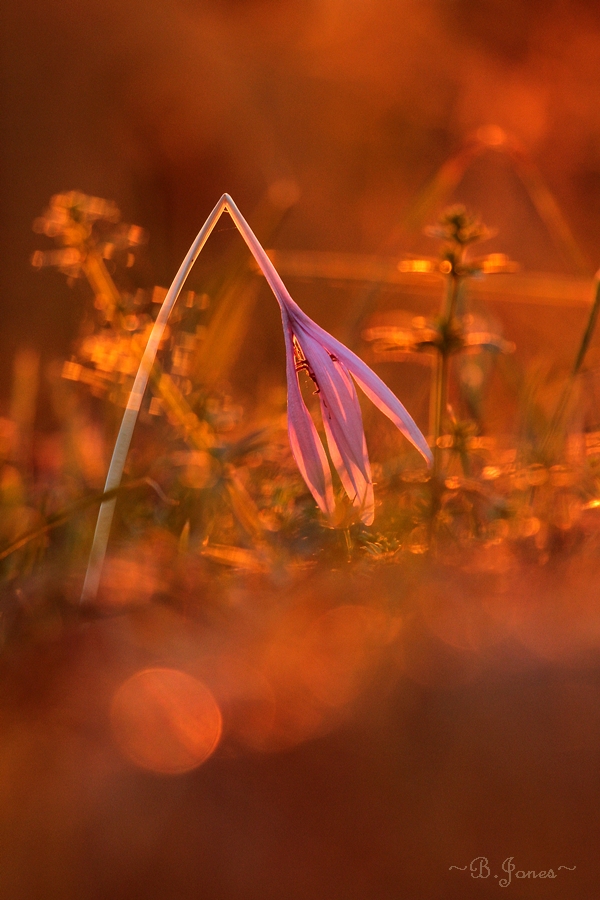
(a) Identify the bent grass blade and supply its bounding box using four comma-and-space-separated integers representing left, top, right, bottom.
82, 194, 274, 602
81, 195, 230, 602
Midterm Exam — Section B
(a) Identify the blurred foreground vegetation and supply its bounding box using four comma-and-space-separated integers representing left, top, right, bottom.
3, 195, 600, 648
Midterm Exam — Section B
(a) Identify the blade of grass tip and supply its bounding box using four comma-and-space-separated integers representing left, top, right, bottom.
221, 195, 292, 302
544, 270, 600, 457
195, 190, 295, 384
81, 194, 230, 603
571, 270, 600, 378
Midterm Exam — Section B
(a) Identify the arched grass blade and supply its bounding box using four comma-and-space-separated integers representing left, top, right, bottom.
81, 195, 229, 602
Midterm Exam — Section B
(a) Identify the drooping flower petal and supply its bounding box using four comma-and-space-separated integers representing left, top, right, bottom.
281, 310, 335, 518
337, 351, 433, 465
296, 325, 370, 475
295, 323, 374, 521
288, 305, 432, 465
322, 413, 374, 524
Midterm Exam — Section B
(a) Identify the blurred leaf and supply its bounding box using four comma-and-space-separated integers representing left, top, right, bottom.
194, 280, 261, 385
222, 466, 265, 541
200, 542, 267, 572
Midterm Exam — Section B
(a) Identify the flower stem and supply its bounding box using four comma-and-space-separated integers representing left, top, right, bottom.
81, 195, 230, 603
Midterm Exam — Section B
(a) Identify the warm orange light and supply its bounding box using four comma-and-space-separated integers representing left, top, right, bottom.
194, 655, 276, 754
110, 668, 222, 774
398, 258, 436, 274
299, 605, 389, 708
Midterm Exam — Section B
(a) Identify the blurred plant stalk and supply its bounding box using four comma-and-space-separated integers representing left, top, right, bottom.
428, 209, 496, 477
0, 477, 173, 563
364, 207, 516, 480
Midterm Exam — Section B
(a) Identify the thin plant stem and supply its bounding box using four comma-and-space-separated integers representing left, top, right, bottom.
544, 270, 600, 457
401, 131, 588, 275
81, 195, 230, 602
443, 269, 461, 321
432, 270, 461, 477
432, 352, 445, 479
571, 271, 600, 378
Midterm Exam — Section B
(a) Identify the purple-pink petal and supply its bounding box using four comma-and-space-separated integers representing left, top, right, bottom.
339, 358, 432, 465
296, 327, 370, 473
322, 411, 374, 524
295, 325, 375, 522
289, 308, 432, 465
281, 313, 335, 518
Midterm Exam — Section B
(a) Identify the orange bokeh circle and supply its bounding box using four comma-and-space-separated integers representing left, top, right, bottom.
110, 668, 222, 774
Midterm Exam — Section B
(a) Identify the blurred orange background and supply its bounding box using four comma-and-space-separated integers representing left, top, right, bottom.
4, 0, 600, 374
2, 3, 600, 898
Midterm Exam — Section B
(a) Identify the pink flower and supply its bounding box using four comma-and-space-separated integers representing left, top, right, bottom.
225, 196, 432, 525
83, 195, 432, 604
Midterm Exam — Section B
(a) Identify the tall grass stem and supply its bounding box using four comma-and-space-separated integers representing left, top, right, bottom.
81, 195, 229, 602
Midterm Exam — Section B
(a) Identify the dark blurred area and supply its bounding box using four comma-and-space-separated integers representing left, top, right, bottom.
4, 0, 600, 388
3, 2, 600, 898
